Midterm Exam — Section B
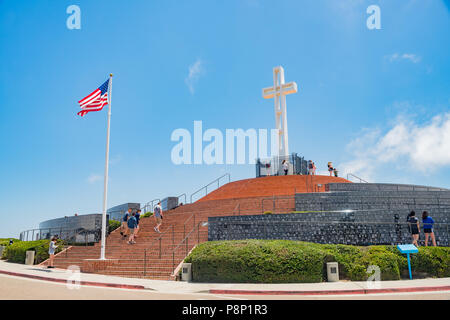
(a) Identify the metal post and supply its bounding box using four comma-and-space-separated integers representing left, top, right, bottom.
144, 250, 147, 276
407, 253, 412, 280
100, 74, 113, 260
172, 251, 175, 274
159, 237, 162, 259
172, 225, 174, 247
186, 237, 188, 256
273, 195, 275, 213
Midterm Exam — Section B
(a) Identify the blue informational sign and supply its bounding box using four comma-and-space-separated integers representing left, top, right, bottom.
397, 244, 419, 280
397, 244, 419, 254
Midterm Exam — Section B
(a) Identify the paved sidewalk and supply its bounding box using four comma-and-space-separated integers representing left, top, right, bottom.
1, 260, 449, 295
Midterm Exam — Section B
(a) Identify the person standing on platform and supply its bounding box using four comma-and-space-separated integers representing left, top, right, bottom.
407, 211, 420, 247
120, 208, 131, 238
422, 211, 437, 247
134, 209, 141, 238
312, 162, 317, 175
328, 162, 334, 176
127, 212, 137, 245
154, 202, 163, 233
47, 236, 58, 268
282, 160, 289, 175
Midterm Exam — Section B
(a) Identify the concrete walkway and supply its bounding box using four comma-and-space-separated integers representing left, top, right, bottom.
0, 260, 449, 295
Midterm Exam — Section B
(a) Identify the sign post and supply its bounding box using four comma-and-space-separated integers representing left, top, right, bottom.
397, 244, 419, 280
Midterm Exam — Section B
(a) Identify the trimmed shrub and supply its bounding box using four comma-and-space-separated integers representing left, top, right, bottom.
185, 240, 450, 283
142, 212, 153, 218
108, 220, 121, 233
411, 247, 450, 278
0, 238, 20, 247
3, 239, 64, 264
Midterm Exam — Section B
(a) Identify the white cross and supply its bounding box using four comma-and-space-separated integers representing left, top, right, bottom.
262, 66, 298, 157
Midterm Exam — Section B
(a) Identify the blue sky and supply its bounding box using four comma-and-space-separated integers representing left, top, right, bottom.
0, 0, 449, 237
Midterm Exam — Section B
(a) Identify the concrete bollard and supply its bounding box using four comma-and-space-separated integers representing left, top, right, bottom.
326, 262, 339, 282
25, 250, 35, 265
181, 263, 192, 282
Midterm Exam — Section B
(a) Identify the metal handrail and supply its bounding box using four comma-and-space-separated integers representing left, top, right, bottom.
177, 193, 187, 205
170, 220, 207, 275
346, 173, 369, 183
141, 198, 161, 213
190, 173, 231, 203
143, 224, 175, 276
260, 194, 296, 214
182, 213, 196, 238
233, 202, 241, 216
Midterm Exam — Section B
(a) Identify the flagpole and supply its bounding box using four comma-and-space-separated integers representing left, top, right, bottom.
100, 73, 113, 260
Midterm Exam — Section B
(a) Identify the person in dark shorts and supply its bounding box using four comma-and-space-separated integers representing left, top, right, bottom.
407, 211, 420, 247
422, 211, 436, 247
282, 160, 289, 175
127, 212, 137, 244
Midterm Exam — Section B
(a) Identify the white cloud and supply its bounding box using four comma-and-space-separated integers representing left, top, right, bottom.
386, 53, 421, 63
185, 59, 205, 94
339, 112, 450, 181
87, 174, 102, 184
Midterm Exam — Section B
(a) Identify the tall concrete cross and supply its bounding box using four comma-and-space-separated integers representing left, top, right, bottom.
262, 66, 298, 157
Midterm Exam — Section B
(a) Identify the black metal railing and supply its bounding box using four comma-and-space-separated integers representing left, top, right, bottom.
19, 227, 102, 245
190, 173, 231, 203
346, 173, 369, 183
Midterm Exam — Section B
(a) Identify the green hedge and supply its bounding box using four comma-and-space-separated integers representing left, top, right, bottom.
184, 240, 450, 283
0, 238, 20, 246
2, 239, 64, 264
108, 220, 121, 233
142, 212, 153, 218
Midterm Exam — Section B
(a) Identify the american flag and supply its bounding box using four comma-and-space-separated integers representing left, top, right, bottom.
77, 79, 110, 117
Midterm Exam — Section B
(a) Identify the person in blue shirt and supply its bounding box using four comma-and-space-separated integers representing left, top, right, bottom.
422, 211, 437, 247
127, 212, 137, 245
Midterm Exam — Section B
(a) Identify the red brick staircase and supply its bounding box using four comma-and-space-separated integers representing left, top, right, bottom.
40, 175, 350, 280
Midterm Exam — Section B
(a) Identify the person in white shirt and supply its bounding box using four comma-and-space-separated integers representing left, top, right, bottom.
153, 202, 163, 233
282, 160, 289, 175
